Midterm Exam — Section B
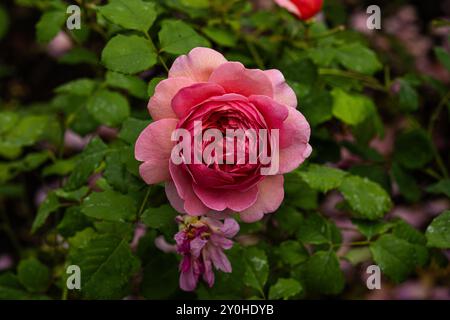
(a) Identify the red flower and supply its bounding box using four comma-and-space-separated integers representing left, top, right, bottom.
275, 0, 324, 20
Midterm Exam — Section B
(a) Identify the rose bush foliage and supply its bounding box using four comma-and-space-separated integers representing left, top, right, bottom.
0, 0, 449, 300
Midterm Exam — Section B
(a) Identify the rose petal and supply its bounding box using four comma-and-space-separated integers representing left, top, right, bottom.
239, 175, 284, 223
172, 82, 226, 119
249, 95, 289, 129
169, 47, 228, 82
169, 162, 210, 216
148, 77, 195, 121
264, 69, 297, 108
279, 107, 311, 174
179, 259, 198, 291
135, 119, 178, 184
207, 245, 232, 272
192, 184, 258, 212
165, 181, 187, 214
208, 62, 273, 98
274, 0, 301, 17
221, 218, 240, 238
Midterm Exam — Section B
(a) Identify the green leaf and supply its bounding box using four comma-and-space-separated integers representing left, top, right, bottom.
159, 19, 210, 55
280, 58, 317, 85
297, 212, 341, 246
141, 252, 179, 299
70, 235, 140, 299
426, 211, 450, 248
57, 206, 91, 238
118, 117, 151, 144
43, 158, 76, 177
0, 5, 9, 40
98, 0, 157, 33
426, 179, 450, 198
273, 205, 304, 236
391, 163, 421, 202
94, 221, 134, 240
339, 175, 392, 220
105, 71, 148, 99
59, 48, 98, 65
298, 164, 347, 192
300, 251, 345, 295
434, 47, 450, 71
394, 129, 434, 169
0, 273, 31, 300
276, 241, 308, 266
202, 26, 237, 47
17, 258, 50, 293
65, 137, 108, 190
335, 43, 382, 75
68, 227, 98, 249
352, 219, 393, 240
101, 34, 157, 74
397, 79, 419, 112
55, 78, 98, 96
284, 175, 318, 210
87, 89, 130, 127
55, 186, 89, 202
370, 234, 421, 282
349, 164, 390, 192
81, 190, 136, 222
268, 278, 302, 300
36, 10, 66, 43
344, 247, 372, 265
141, 204, 177, 237
5, 115, 48, 147
180, 0, 209, 8
299, 90, 333, 126
31, 192, 61, 233
331, 88, 373, 125
243, 247, 269, 295
0, 111, 18, 135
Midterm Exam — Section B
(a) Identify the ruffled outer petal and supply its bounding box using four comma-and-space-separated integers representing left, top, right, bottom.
239, 175, 284, 223
208, 62, 274, 98
135, 119, 178, 184
169, 47, 228, 82
172, 83, 226, 119
192, 184, 258, 212
169, 162, 210, 216
148, 77, 195, 120
264, 69, 297, 108
278, 107, 312, 174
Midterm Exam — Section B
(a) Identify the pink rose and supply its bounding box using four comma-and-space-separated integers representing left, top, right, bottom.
135, 47, 311, 222
275, 0, 324, 20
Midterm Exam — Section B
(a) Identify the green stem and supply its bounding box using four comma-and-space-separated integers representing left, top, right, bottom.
333, 240, 371, 248
428, 91, 450, 135
428, 91, 450, 178
245, 37, 264, 69
144, 31, 169, 73
138, 187, 151, 218
319, 68, 387, 92
308, 25, 345, 40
